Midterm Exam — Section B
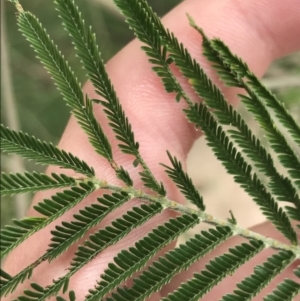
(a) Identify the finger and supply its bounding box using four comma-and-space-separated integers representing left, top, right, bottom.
4, 0, 300, 300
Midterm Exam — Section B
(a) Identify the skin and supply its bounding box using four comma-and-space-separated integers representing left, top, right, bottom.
4, 0, 300, 300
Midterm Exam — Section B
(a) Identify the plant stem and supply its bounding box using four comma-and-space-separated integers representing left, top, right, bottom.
89, 177, 300, 257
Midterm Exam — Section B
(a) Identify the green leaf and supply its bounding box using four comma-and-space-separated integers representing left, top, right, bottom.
1, 266, 34, 298
0, 266, 33, 297
54, 0, 164, 195
221, 251, 295, 301
188, 21, 300, 190
184, 103, 298, 244
163, 240, 265, 301
115, 166, 133, 187
85, 214, 199, 301
204, 33, 300, 149
56, 291, 76, 301
167, 16, 300, 211
263, 278, 300, 301
238, 93, 300, 190
0, 269, 17, 298
121, 1, 300, 218
162, 151, 205, 211
294, 265, 300, 278
54, 0, 138, 157
107, 226, 233, 301
113, 0, 186, 102
284, 206, 300, 223
1, 172, 76, 196
3, 1, 300, 301
47, 192, 131, 261
0, 182, 95, 258
17, 203, 163, 301
17, 10, 112, 162
139, 170, 166, 196
1, 193, 130, 296
0, 125, 94, 177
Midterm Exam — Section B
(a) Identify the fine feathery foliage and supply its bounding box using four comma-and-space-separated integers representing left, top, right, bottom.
0, 182, 95, 258
1, 0, 300, 300
1, 124, 95, 177
0, 172, 77, 196
112, 0, 300, 235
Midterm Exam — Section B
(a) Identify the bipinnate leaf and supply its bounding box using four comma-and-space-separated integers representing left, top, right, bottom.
2, 1, 300, 301
171, 21, 300, 210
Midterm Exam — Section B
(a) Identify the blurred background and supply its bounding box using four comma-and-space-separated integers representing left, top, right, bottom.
1, 0, 300, 234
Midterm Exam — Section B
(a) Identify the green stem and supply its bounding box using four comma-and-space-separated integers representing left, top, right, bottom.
88, 177, 300, 257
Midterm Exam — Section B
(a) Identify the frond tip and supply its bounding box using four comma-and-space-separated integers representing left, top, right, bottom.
189, 16, 300, 149
162, 151, 205, 210
188, 17, 300, 190
54, 0, 165, 195
17, 10, 113, 162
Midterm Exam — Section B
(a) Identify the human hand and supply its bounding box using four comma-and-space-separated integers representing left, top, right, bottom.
4, 0, 300, 300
